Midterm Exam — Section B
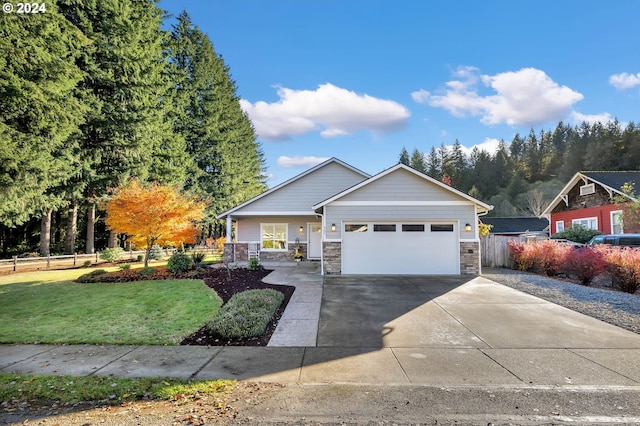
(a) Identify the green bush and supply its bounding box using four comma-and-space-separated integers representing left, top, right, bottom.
119, 263, 131, 270
136, 254, 144, 262
138, 267, 157, 277
206, 289, 284, 339
247, 258, 260, 270
83, 260, 92, 267
77, 269, 108, 283
148, 245, 163, 261
552, 224, 602, 244
167, 252, 194, 272
99, 247, 123, 263
191, 252, 207, 265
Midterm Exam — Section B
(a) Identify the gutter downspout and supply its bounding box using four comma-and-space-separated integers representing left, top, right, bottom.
317, 208, 325, 276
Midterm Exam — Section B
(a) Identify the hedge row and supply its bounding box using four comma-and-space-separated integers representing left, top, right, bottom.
508, 240, 640, 294
205, 289, 284, 339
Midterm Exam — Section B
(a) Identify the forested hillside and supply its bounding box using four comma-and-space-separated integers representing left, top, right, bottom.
400, 120, 640, 217
0, 1, 266, 257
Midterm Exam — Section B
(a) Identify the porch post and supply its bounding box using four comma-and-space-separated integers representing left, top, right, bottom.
226, 215, 233, 242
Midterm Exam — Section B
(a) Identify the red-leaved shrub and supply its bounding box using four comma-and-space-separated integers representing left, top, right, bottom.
601, 246, 640, 294
563, 246, 606, 285
507, 239, 570, 275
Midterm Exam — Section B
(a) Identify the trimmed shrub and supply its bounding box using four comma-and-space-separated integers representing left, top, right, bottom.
167, 252, 193, 272
119, 263, 131, 270
136, 254, 144, 262
552, 224, 601, 245
205, 289, 284, 339
602, 246, 640, 294
77, 269, 107, 283
138, 267, 158, 277
99, 247, 123, 263
563, 246, 606, 285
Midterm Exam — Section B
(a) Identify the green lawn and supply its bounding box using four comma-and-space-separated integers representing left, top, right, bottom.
0, 269, 222, 345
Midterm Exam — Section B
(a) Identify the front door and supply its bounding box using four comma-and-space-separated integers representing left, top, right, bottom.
308, 223, 322, 259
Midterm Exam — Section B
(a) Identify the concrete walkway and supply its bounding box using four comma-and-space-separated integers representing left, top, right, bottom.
2, 266, 640, 388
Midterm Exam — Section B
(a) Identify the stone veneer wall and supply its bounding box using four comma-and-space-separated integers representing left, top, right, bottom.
323, 241, 341, 274
234, 243, 249, 262
459, 241, 480, 275
259, 243, 307, 261
223, 243, 234, 263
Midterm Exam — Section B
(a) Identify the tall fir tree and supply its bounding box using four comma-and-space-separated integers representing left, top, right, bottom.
58, 0, 172, 253
0, 5, 88, 255
168, 12, 266, 237
409, 148, 426, 173
398, 147, 410, 165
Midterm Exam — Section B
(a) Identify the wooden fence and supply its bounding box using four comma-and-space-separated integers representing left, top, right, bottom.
480, 235, 526, 268
0, 248, 176, 273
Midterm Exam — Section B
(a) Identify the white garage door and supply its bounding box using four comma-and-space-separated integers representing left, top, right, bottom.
342, 222, 459, 275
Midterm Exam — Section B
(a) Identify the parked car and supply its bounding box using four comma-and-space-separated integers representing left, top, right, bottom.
586, 234, 640, 247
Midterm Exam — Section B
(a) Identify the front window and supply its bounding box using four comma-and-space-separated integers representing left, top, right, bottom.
556, 221, 564, 233
261, 224, 287, 250
572, 217, 598, 230
611, 211, 623, 234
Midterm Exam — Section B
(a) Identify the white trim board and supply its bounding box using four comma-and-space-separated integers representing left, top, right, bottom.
329, 201, 476, 206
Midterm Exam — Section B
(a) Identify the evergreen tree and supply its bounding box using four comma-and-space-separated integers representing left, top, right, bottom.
449, 140, 468, 189
425, 146, 442, 180
168, 12, 266, 237
58, 0, 172, 253
398, 147, 410, 165
0, 5, 87, 255
409, 148, 426, 173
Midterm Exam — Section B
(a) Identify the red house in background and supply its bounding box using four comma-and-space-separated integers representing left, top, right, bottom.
542, 171, 640, 235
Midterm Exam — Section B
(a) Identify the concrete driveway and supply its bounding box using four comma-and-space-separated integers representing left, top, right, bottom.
301, 274, 640, 386
318, 275, 640, 349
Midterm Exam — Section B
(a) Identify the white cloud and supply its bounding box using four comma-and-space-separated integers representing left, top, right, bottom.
277, 155, 330, 168
446, 138, 502, 157
609, 72, 640, 90
241, 83, 410, 141
412, 67, 584, 127
571, 111, 614, 125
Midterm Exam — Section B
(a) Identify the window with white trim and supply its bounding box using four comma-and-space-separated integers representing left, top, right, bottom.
555, 221, 564, 233
579, 183, 595, 196
261, 224, 287, 250
611, 211, 623, 234
572, 217, 598, 230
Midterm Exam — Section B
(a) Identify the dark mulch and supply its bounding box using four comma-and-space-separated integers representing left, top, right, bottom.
180, 267, 295, 347
75, 265, 295, 346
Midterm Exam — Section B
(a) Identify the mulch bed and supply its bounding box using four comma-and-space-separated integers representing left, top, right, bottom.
77, 265, 295, 346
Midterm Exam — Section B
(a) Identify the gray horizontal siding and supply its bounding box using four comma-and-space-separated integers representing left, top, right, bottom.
238, 162, 367, 213
236, 216, 320, 242
340, 168, 463, 202
324, 205, 476, 239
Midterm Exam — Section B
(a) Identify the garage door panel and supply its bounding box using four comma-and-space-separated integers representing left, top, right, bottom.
342, 222, 459, 275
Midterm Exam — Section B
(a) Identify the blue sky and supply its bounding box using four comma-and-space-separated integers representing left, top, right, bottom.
160, 0, 640, 186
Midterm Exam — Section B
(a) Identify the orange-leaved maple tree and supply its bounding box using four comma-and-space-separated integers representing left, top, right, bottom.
105, 179, 207, 267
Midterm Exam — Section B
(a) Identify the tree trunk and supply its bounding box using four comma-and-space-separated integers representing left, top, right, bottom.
64, 201, 78, 254
39, 208, 52, 257
108, 231, 117, 248
85, 204, 95, 254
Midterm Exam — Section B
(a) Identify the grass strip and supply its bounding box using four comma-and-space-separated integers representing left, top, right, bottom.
0, 373, 235, 406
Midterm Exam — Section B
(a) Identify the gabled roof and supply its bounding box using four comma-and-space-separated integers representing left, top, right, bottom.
481, 217, 549, 234
216, 158, 370, 219
541, 171, 640, 216
313, 163, 493, 213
